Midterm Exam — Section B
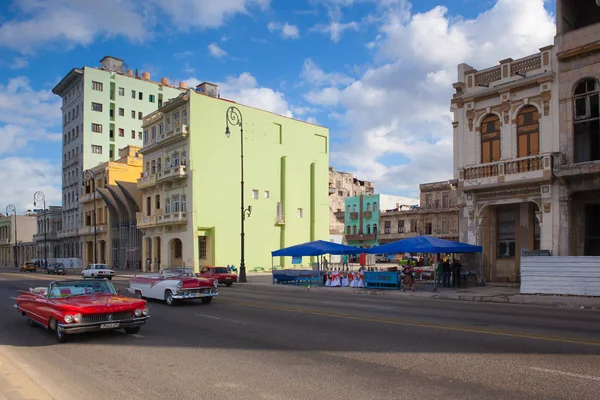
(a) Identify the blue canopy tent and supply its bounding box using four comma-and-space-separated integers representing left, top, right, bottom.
365, 236, 482, 291
365, 235, 482, 254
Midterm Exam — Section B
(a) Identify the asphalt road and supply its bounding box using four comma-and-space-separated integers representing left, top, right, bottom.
1, 270, 599, 400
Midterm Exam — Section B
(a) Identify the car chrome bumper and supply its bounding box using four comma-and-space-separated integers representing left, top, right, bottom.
172, 291, 218, 300
58, 317, 149, 334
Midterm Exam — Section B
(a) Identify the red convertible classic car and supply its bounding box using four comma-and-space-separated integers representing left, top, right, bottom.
15, 279, 149, 343
197, 266, 238, 286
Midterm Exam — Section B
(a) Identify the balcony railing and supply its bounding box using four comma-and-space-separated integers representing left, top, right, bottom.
363, 211, 373, 218
349, 212, 358, 220
556, 23, 600, 60
0, 238, 9, 245
79, 192, 96, 204
78, 224, 106, 236
157, 212, 187, 225
137, 214, 156, 228
459, 154, 552, 189
158, 165, 187, 183
345, 233, 377, 241
33, 232, 59, 241
137, 173, 157, 189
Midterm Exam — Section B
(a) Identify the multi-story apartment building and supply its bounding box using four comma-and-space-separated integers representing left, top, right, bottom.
138, 84, 329, 271
379, 181, 459, 244
553, 0, 600, 256
52, 56, 184, 260
80, 146, 143, 268
33, 206, 62, 261
451, 45, 559, 282
328, 167, 374, 235
344, 194, 381, 248
0, 213, 37, 267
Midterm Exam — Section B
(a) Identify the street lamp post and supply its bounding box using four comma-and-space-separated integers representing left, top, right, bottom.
83, 170, 97, 264
5, 204, 17, 268
225, 106, 252, 283
33, 192, 48, 270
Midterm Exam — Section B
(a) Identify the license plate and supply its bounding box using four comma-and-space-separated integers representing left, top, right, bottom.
226, 277, 231, 280
100, 323, 119, 329
189, 293, 199, 297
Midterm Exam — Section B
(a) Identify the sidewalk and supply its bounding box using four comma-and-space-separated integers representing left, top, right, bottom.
243, 275, 600, 310
0, 350, 53, 400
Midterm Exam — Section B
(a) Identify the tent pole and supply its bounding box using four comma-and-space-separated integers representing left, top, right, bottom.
432, 253, 438, 293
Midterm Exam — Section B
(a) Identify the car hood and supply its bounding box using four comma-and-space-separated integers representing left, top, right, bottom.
179, 278, 214, 288
56, 294, 145, 313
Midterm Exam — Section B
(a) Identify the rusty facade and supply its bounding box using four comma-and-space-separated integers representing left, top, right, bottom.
379, 181, 459, 244
328, 167, 374, 235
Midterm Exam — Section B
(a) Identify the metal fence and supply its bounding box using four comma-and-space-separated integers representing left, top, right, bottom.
521, 256, 600, 296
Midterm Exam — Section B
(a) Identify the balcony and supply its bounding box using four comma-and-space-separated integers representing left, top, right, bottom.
33, 232, 59, 241
78, 224, 107, 236
137, 173, 157, 189
137, 214, 157, 228
345, 233, 377, 242
458, 153, 553, 191
556, 23, 600, 61
157, 212, 188, 225
349, 212, 359, 220
79, 192, 96, 204
157, 165, 187, 183
363, 211, 373, 218
58, 229, 79, 239
159, 124, 188, 145
0, 238, 9, 245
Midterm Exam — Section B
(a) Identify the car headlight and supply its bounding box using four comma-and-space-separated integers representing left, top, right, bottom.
142, 307, 150, 316
73, 313, 82, 323
134, 308, 142, 317
177, 281, 183, 288
213, 280, 218, 288
64, 314, 73, 323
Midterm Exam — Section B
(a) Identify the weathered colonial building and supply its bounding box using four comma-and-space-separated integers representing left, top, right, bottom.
553, 0, 600, 256
34, 206, 62, 260
328, 167, 374, 235
379, 181, 459, 244
451, 46, 559, 283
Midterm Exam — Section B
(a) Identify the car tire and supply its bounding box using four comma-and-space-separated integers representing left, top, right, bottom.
81, 274, 85, 279
225, 282, 233, 287
107, 276, 112, 281
50, 319, 68, 343
124, 326, 141, 334
165, 290, 175, 306
201, 297, 213, 305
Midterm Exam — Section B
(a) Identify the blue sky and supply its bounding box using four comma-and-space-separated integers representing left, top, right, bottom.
0, 0, 556, 210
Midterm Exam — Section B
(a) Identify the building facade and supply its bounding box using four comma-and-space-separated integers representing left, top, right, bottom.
451, 46, 559, 283
33, 206, 63, 262
0, 214, 37, 267
52, 56, 184, 260
379, 181, 459, 245
138, 84, 330, 272
344, 194, 380, 248
553, 0, 600, 256
80, 146, 143, 268
328, 167, 374, 235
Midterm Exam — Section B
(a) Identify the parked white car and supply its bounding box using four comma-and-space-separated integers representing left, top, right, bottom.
127, 267, 218, 306
81, 264, 115, 280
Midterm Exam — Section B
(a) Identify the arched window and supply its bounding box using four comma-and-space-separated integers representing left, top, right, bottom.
481, 114, 501, 163
347, 205, 351, 214
573, 79, 600, 163
353, 226, 357, 235
372, 202, 377, 211
517, 106, 540, 158
352, 204, 356, 212
366, 224, 371, 234
347, 225, 351, 235
366, 202, 371, 212
373, 223, 378, 234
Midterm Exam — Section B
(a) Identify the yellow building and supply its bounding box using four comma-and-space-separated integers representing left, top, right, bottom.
80, 146, 143, 268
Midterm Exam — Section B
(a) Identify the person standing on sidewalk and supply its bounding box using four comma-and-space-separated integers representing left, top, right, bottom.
436, 258, 443, 285
442, 258, 451, 287
453, 258, 462, 288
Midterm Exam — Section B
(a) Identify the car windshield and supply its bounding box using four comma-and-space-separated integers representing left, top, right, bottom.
47, 280, 117, 298
161, 268, 195, 278
94, 265, 107, 270
213, 267, 229, 274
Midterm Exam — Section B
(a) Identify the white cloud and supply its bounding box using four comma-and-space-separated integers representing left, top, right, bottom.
267, 21, 300, 39
306, 0, 555, 196
10, 57, 29, 69
0, 157, 62, 210
301, 59, 353, 87
310, 20, 359, 42
208, 42, 228, 59
174, 50, 194, 58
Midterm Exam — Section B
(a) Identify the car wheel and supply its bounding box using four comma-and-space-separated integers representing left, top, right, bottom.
107, 276, 112, 281
28, 318, 38, 327
47, 271, 50, 275
124, 326, 141, 334
201, 297, 213, 305
165, 290, 175, 306
50, 319, 68, 343
225, 282, 233, 287
81, 274, 85, 279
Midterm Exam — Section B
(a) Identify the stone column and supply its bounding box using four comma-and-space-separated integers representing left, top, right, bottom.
558, 185, 571, 256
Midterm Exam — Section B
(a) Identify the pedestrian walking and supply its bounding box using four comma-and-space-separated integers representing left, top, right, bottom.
402, 260, 416, 292
322, 256, 328, 271
342, 254, 349, 270
436, 258, 443, 285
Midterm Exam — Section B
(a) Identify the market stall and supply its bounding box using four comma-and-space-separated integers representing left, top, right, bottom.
271, 240, 362, 286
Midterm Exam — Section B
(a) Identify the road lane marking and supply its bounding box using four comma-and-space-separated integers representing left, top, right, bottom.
195, 313, 248, 324
196, 313, 221, 320
130, 334, 144, 338
530, 367, 600, 382
219, 300, 600, 347
322, 301, 398, 309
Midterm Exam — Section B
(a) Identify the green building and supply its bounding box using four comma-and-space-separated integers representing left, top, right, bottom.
137, 84, 330, 272
344, 194, 380, 249
52, 56, 185, 260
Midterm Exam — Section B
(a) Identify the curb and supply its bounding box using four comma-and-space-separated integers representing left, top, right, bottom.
0, 350, 54, 400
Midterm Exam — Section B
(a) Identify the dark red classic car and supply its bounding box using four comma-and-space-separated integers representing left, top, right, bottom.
197, 266, 238, 287
15, 279, 149, 343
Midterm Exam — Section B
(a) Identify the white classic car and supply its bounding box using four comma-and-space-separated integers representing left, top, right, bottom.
127, 268, 218, 306
81, 264, 115, 280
